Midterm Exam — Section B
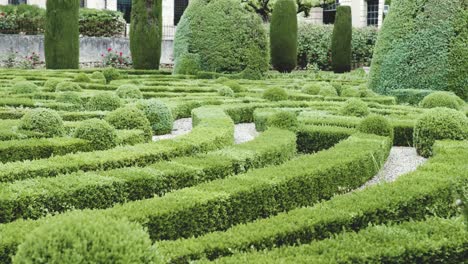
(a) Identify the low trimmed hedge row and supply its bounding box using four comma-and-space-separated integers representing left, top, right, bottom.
296, 125, 355, 153
0, 128, 296, 224
211, 217, 467, 263
157, 140, 467, 263
0, 108, 234, 183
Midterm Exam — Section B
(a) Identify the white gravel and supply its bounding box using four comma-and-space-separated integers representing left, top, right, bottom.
153, 119, 259, 144
360, 147, 427, 189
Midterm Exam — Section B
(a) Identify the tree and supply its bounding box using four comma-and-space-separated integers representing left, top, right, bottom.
44, 0, 79, 69
331, 5, 352, 73
241, 0, 334, 21
130, 0, 162, 69
270, 0, 297, 72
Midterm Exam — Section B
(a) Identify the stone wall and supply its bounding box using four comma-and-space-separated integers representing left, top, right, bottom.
0, 34, 174, 65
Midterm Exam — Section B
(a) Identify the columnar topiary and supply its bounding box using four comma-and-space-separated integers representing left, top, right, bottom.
270, 0, 297, 73
138, 99, 174, 135
130, 0, 162, 69
19, 108, 64, 137
44, 0, 79, 69
414, 108, 468, 157
73, 119, 118, 150
331, 6, 352, 73
173, 0, 269, 77
13, 213, 159, 263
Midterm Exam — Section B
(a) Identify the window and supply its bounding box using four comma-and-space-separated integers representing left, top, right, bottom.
8, 0, 27, 4
174, 0, 189, 25
322, 0, 340, 25
367, 0, 379, 26
80, 0, 86, 8
117, 0, 132, 23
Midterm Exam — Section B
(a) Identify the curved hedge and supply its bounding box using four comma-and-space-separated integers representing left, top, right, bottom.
173, 0, 269, 77
270, 0, 297, 73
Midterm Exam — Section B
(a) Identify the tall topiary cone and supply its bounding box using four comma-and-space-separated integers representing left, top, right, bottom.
130, 0, 162, 69
331, 5, 352, 73
270, 0, 298, 73
45, 0, 79, 69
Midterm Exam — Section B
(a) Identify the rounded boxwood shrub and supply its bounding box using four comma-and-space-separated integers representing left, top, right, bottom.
130, 0, 162, 69
44, 0, 79, 69
90, 71, 107, 84
73, 73, 91, 83
331, 6, 352, 73
12, 213, 158, 264
263, 87, 288, 101
318, 86, 338, 97
270, 0, 297, 73
218, 86, 234, 97
42, 79, 61, 92
55, 81, 82, 92
173, 53, 201, 75
302, 83, 322, 95
414, 107, 467, 158
73, 119, 118, 150
174, 0, 269, 77
116, 84, 143, 99
268, 111, 298, 131
358, 114, 394, 140
12, 81, 38, 94
103, 68, 121, 84
138, 99, 174, 135
340, 98, 370, 117
420, 91, 463, 110
87, 93, 122, 111
19, 108, 64, 137
105, 106, 152, 140
224, 80, 246, 93
341, 86, 361, 97
56, 92, 82, 105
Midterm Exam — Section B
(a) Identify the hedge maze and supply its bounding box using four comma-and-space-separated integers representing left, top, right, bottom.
0, 68, 466, 263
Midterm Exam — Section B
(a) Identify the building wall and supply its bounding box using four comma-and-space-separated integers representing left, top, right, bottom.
0, 0, 117, 11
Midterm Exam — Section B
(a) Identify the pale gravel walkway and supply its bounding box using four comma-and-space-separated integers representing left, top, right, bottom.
153, 119, 260, 144
359, 147, 427, 189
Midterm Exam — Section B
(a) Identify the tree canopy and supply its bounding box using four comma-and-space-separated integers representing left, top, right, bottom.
241, 0, 334, 21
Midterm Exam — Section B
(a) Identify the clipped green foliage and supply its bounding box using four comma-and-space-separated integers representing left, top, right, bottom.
12, 214, 158, 264
90, 71, 107, 84
19, 108, 64, 137
270, 0, 297, 72
358, 114, 394, 140
263, 87, 288, 101
340, 98, 369, 117
174, 0, 269, 76
44, 0, 79, 69
318, 86, 338, 97
173, 53, 201, 75
73, 119, 118, 150
138, 99, 174, 135
116, 84, 143, 99
341, 86, 361, 97
56, 92, 82, 105
42, 79, 61, 92
268, 111, 298, 131
224, 80, 246, 93
130, 0, 162, 69
73, 73, 91, 83
302, 82, 330, 95
12, 81, 38, 94
105, 106, 152, 140
218, 86, 235, 97
414, 108, 467, 157
331, 6, 352, 73
86, 93, 122, 111
420, 91, 463, 110
55, 81, 82, 92
448, 7, 468, 100
102, 68, 121, 83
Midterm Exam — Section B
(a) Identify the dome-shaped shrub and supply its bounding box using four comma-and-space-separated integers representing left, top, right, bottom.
12, 81, 38, 94
173, 0, 269, 77
55, 81, 82, 92
340, 98, 370, 117
73, 119, 117, 150
19, 108, 64, 137
358, 114, 394, 140
105, 106, 152, 140
103, 68, 121, 83
13, 213, 159, 264
268, 111, 298, 131
116, 84, 143, 99
341, 86, 361, 97
218, 86, 234, 97
73, 73, 91, 83
43, 79, 61, 92
87, 93, 122, 111
138, 99, 174, 135
224, 80, 246, 93
420, 91, 463, 110
263, 87, 288, 101
90, 71, 107, 84
414, 107, 467, 157
302, 83, 323, 95
318, 86, 338, 97
56, 92, 82, 105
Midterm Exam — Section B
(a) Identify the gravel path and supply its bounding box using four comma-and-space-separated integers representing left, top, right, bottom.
360, 147, 427, 189
153, 119, 259, 144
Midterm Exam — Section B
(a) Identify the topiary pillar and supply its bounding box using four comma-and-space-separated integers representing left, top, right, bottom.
44, 0, 80, 69
270, 0, 297, 73
130, 0, 163, 69
331, 5, 352, 73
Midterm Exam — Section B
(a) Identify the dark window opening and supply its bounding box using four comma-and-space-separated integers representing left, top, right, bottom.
8, 0, 27, 4
174, 0, 189, 25
322, 0, 340, 25
367, 0, 379, 26
80, 0, 86, 8
117, 0, 132, 23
